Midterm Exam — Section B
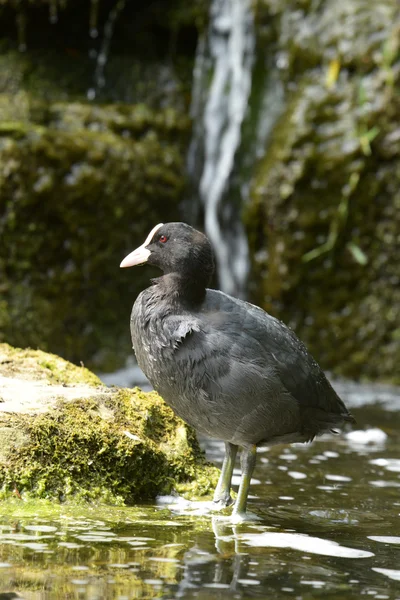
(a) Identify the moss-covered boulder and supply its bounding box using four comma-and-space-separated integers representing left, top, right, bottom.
0, 51, 191, 370
0, 103, 188, 369
246, 0, 400, 383
0, 0, 204, 370
0, 343, 219, 503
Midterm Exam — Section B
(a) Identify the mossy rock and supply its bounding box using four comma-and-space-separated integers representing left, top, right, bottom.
0, 104, 188, 370
246, 0, 400, 383
0, 343, 219, 503
0, 0, 199, 371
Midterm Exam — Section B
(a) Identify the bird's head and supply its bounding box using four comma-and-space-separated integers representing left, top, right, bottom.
120, 222, 215, 292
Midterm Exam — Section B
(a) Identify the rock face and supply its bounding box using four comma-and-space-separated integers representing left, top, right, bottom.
0, 102, 187, 370
0, 0, 399, 383
0, 343, 218, 503
0, 1, 199, 370
245, 0, 400, 382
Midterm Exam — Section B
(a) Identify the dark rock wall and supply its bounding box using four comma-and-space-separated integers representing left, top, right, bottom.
0, 0, 398, 382
246, 0, 400, 382
0, 1, 205, 369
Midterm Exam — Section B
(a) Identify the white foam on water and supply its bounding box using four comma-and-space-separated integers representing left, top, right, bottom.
242, 532, 374, 558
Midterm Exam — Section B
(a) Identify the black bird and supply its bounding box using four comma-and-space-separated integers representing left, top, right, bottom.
120, 222, 355, 520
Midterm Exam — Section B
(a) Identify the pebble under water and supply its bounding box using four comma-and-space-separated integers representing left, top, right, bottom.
0, 382, 399, 600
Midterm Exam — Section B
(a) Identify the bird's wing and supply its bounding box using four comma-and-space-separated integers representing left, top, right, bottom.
162, 312, 303, 443
206, 290, 352, 417
165, 290, 352, 433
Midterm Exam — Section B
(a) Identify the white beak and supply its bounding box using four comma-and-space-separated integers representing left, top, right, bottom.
120, 245, 151, 268
120, 223, 164, 268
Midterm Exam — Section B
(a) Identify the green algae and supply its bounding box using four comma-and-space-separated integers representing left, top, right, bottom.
245, 0, 400, 383
0, 345, 219, 504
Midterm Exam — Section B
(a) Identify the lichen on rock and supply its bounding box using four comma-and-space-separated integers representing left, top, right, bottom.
0, 343, 219, 503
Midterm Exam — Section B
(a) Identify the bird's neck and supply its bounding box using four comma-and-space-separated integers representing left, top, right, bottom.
151, 272, 207, 308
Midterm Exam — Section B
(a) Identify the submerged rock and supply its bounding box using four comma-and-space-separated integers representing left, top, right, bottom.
0, 343, 219, 503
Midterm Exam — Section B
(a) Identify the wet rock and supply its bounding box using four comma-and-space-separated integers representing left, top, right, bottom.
246, 0, 400, 382
0, 343, 218, 503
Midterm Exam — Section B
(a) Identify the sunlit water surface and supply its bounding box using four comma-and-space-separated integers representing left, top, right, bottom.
0, 383, 399, 599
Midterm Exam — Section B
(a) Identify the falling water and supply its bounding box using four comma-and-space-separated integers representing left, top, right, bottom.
87, 0, 127, 101
187, 0, 255, 297
15, 7, 27, 52
89, 0, 100, 39
49, 0, 58, 24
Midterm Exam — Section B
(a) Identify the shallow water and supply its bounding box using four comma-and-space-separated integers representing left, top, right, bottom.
0, 383, 399, 599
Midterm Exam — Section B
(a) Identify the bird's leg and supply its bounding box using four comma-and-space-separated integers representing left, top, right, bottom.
232, 444, 257, 521
213, 442, 238, 507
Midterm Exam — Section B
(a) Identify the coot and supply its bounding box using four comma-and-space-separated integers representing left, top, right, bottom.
121, 222, 354, 519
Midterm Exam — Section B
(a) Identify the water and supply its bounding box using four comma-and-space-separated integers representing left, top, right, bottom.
187, 0, 255, 298
87, 0, 127, 101
0, 384, 399, 599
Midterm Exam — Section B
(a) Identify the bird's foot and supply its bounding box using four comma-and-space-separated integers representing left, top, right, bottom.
231, 510, 262, 524
212, 496, 234, 511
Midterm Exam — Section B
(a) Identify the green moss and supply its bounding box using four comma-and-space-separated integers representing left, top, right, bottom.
0, 108, 188, 370
0, 0, 198, 370
245, 0, 400, 383
256, 0, 398, 76
0, 342, 101, 385
0, 347, 219, 503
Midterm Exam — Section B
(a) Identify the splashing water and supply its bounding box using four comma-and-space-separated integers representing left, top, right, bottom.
187, 0, 255, 297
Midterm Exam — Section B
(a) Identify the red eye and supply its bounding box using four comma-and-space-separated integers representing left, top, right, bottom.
159, 235, 168, 243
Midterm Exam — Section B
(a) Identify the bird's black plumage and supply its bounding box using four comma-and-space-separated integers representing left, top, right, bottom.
121, 222, 354, 518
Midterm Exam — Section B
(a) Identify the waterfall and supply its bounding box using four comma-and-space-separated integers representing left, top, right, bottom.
187, 0, 255, 298
87, 0, 127, 101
